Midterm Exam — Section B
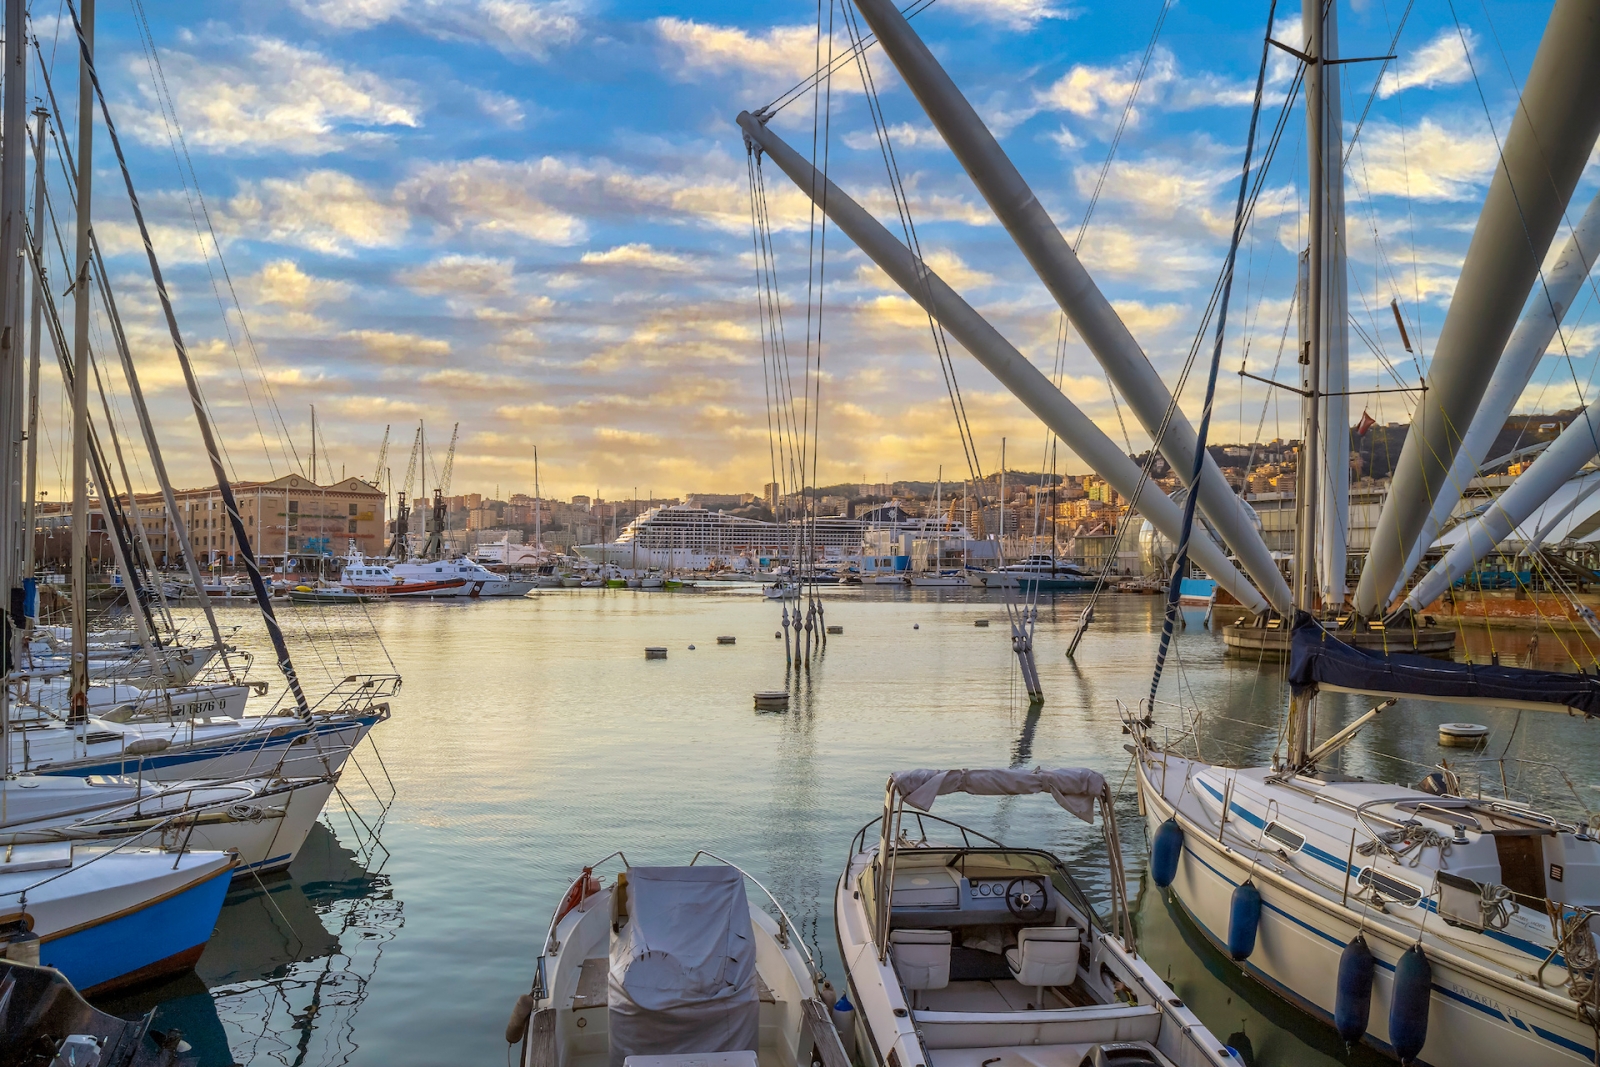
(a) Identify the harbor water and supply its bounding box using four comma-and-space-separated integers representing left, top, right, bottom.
104, 588, 1598, 1066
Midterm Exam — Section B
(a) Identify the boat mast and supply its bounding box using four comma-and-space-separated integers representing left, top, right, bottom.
1, 0, 27, 774
533, 445, 541, 549
1287, 0, 1326, 770
22, 108, 43, 583
67, 0, 96, 725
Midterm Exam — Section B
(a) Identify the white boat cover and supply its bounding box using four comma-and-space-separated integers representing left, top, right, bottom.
608, 866, 759, 1067
892, 768, 1106, 823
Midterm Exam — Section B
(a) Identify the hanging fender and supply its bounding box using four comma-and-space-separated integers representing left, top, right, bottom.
1227, 880, 1262, 960
1335, 935, 1375, 1046
1151, 818, 1183, 888
1389, 944, 1432, 1065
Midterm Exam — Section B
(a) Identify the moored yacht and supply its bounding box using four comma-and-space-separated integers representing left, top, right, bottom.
980, 555, 1096, 592
507, 852, 851, 1067
391, 556, 536, 597
838, 768, 1242, 1067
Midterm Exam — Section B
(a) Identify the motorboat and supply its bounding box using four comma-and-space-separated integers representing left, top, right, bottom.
508, 851, 851, 1067
0, 840, 234, 994
837, 768, 1243, 1067
906, 571, 973, 587
764, 581, 801, 600
391, 556, 536, 597
980, 555, 1097, 592
0, 957, 174, 1066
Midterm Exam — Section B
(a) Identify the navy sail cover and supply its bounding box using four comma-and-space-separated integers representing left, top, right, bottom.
1287, 612, 1600, 717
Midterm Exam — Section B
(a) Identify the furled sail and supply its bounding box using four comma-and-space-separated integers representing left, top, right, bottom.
1288, 613, 1600, 716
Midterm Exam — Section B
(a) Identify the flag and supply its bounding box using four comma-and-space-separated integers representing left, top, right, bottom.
1354, 410, 1376, 436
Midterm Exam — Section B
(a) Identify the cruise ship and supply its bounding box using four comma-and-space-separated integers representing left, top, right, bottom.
579, 502, 968, 569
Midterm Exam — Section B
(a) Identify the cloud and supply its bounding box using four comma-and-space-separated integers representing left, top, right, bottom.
1037, 45, 1268, 129
580, 244, 699, 273
654, 19, 842, 88
345, 329, 452, 362
399, 255, 518, 298
843, 122, 945, 152
225, 170, 410, 254
940, 0, 1070, 30
253, 260, 352, 308
855, 249, 994, 292
1379, 28, 1475, 99
291, 0, 584, 61
399, 159, 588, 244
125, 35, 418, 155
1348, 117, 1498, 201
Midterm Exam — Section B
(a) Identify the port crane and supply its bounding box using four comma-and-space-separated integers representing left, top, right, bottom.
421, 423, 459, 560
386, 422, 423, 558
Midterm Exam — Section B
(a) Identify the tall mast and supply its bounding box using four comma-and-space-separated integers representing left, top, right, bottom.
1287, 0, 1326, 770
67, 0, 96, 724
1310, 0, 1350, 607
22, 108, 44, 582
1, 0, 28, 778
533, 445, 541, 548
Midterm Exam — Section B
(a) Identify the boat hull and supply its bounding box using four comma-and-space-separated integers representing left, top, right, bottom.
17, 851, 235, 995
23, 711, 383, 781
1136, 756, 1595, 1064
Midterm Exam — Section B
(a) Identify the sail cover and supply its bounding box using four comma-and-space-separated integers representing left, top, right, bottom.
1288, 612, 1600, 717
608, 866, 759, 1067
892, 768, 1106, 823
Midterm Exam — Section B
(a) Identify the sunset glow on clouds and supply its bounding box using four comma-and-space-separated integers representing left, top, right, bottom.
46, 0, 1592, 501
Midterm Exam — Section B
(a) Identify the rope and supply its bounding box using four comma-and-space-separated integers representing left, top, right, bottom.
1355, 818, 1451, 867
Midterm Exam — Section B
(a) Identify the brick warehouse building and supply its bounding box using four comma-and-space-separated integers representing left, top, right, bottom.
34, 474, 386, 571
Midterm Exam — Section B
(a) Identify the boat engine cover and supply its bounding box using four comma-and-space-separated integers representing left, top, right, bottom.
608, 866, 759, 1067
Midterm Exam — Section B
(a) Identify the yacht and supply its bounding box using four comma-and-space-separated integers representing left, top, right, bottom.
837, 768, 1242, 1067
980, 555, 1097, 592
391, 556, 536, 597
507, 852, 851, 1067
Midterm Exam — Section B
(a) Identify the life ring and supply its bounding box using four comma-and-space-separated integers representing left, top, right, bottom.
554, 867, 602, 924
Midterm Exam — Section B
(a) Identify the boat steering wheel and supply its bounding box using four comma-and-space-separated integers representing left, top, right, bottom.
1004, 876, 1048, 920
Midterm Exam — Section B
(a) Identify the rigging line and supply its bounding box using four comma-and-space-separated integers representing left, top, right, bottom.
805, 0, 839, 581
759, 0, 940, 118
839, 0, 983, 494
1153, 0, 1276, 711
751, 165, 796, 501
753, 164, 805, 504
747, 152, 785, 515
1340, 0, 1418, 168
126, 0, 305, 478
64, 0, 311, 714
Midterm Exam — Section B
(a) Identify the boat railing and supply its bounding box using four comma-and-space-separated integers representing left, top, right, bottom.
848, 810, 1004, 858
689, 849, 816, 973
541, 850, 631, 959
310, 673, 403, 716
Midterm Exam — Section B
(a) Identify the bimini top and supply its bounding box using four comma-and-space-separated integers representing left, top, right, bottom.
891, 768, 1107, 823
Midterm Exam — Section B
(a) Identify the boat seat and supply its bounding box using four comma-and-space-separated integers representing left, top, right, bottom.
1004, 927, 1079, 992
890, 928, 952, 991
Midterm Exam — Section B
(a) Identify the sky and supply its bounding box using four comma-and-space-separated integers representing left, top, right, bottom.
27, 0, 1597, 502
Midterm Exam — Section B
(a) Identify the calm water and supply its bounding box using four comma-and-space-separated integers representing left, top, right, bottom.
98, 588, 1600, 1066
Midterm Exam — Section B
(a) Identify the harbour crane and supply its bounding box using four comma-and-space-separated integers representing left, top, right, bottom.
372, 424, 390, 487
421, 422, 459, 560
387, 422, 424, 558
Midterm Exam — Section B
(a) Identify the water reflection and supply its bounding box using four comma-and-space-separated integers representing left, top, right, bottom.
93, 590, 1597, 1065
98, 822, 400, 1067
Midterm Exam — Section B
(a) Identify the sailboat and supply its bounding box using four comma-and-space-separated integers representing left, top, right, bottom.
1129, 1, 1600, 1063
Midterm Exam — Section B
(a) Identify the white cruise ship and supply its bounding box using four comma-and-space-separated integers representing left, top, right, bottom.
580, 501, 967, 568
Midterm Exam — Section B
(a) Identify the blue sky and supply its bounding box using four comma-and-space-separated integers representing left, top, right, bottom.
34, 0, 1594, 501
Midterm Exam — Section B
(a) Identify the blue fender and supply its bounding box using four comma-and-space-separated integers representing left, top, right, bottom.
1151, 818, 1183, 888
1227, 880, 1262, 960
1334, 935, 1375, 1045
1389, 944, 1432, 1064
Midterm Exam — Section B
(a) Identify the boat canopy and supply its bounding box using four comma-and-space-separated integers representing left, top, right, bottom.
1288, 612, 1600, 717
892, 767, 1107, 823
608, 866, 759, 1067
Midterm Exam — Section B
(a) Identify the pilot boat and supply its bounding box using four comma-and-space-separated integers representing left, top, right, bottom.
838, 768, 1242, 1067
507, 851, 851, 1067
